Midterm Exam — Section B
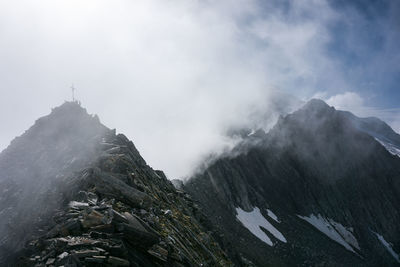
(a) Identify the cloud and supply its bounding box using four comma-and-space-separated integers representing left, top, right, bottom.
325, 92, 365, 109
0, 0, 397, 178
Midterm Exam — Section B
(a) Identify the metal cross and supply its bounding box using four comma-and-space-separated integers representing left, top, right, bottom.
71, 84, 76, 102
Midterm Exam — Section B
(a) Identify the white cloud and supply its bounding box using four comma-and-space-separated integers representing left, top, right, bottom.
325, 92, 365, 110
1, 0, 387, 178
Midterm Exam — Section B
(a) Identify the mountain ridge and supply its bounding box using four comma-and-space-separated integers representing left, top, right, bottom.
185, 99, 400, 266
1, 99, 399, 266
0, 101, 231, 266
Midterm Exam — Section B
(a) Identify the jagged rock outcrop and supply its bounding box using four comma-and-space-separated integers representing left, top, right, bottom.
0, 101, 231, 266
185, 99, 400, 266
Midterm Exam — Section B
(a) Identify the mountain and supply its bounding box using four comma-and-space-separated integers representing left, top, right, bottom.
185, 99, 400, 266
2, 99, 399, 267
0, 102, 231, 266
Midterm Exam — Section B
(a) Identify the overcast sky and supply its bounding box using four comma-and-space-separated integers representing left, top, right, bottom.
0, 0, 399, 179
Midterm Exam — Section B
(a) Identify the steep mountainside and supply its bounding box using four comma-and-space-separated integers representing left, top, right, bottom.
185, 99, 400, 266
0, 102, 231, 266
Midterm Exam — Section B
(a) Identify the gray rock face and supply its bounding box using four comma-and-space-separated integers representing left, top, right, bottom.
0, 101, 231, 266
185, 99, 400, 266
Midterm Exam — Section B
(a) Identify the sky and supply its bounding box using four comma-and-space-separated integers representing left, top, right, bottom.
0, 0, 399, 179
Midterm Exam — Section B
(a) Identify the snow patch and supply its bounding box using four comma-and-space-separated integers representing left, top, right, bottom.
329, 220, 360, 250
375, 138, 400, 157
247, 129, 256, 136
373, 232, 400, 263
266, 209, 280, 223
298, 214, 359, 253
236, 207, 286, 246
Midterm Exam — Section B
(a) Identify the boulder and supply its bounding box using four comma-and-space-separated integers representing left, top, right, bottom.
83, 168, 151, 209
117, 223, 159, 248
108, 256, 130, 266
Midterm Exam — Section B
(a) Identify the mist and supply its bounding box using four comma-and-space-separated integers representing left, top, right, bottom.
0, 0, 398, 178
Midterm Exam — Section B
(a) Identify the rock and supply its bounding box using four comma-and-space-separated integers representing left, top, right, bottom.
87, 192, 98, 205
76, 191, 88, 202
45, 258, 55, 265
81, 210, 106, 228
117, 223, 159, 247
85, 255, 106, 263
65, 212, 80, 219
89, 231, 112, 239
83, 169, 152, 209
139, 209, 147, 215
84, 257, 104, 263
69, 201, 89, 209
109, 244, 127, 257
108, 256, 130, 266
164, 210, 172, 218
89, 224, 114, 233
60, 219, 81, 236
121, 212, 146, 231
147, 245, 168, 262
105, 146, 123, 154
111, 209, 129, 224
73, 249, 100, 258
63, 237, 100, 248
57, 252, 69, 260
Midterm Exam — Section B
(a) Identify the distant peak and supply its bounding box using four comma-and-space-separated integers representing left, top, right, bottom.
303, 98, 331, 110
23, 101, 110, 144
272, 98, 335, 131
46, 101, 98, 121
51, 101, 85, 114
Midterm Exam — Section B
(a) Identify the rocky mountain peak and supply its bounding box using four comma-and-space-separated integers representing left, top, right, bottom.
301, 98, 331, 111
0, 102, 231, 266
17, 101, 108, 146
274, 99, 335, 130
0, 101, 113, 186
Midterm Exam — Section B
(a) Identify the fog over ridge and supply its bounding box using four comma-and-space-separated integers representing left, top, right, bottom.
0, 0, 399, 178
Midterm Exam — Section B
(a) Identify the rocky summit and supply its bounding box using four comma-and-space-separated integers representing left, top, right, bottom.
0, 102, 231, 267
